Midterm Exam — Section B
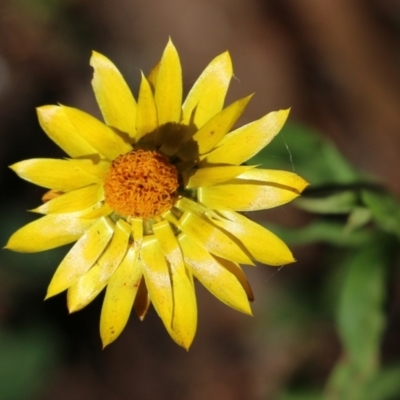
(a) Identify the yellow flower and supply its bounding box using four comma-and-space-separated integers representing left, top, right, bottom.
5, 39, 308, 349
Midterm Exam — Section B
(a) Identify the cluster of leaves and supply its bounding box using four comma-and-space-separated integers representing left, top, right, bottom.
251, 123, 400, 400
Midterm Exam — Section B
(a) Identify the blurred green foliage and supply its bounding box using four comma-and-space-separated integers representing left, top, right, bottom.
0, 326, 59, 400
0, 205, 65, 400
250, 123, 400, 400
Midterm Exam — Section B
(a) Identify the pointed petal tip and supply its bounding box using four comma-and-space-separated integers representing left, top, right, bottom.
44, 288, 62, 301
101, 337, 114, 350
89, 50, 106, 65
268, 257, 296, 267
301, 180, 310, 192
28, 207, 42, 214
45, 285, 64, 300
217, 50, 232, 63
284, 253, 296, 264
166, 37, 176, 49
36, 105, 53, 115
101, 327, 123, 349
170, 333, 193, 351
273, 107, 291, 121
235, 304, 253, 317
43, 290, 52, 300
67, 303, 79, 314
217, 52, 233, 79
243, 304, 253, 316
176, 338, 193, 351
3, 238, 20, 251
247, 92, 255, 100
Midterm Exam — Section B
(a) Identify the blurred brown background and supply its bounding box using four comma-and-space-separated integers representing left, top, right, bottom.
0, 0, 400, 399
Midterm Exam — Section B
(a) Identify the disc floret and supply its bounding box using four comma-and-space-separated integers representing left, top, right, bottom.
103, 149, 179, 218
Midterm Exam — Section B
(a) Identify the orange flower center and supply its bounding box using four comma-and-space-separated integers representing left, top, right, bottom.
103, 149, 179, 218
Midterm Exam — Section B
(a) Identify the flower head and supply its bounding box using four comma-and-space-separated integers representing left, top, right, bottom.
5, 39, 308, 349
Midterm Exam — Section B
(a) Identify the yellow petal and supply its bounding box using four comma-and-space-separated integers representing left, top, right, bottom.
80, 203, 112, 219
37, 106, 99, 158
62, 106, 132, 160
72, 159, 111, 180
213, 256, 254, 302
131, 218, 143, 246
100, 244, 142, 347
213, 211, 295, 265
198, 181, 302, 211
185, 165, 255, 189
33, 184, 103, 214
154, 39, 182, 125
46, 217, 114, 297
179, 95, 253, 160
153, 221, 184, 273
136, 72, 158, 141
173, 197, 208, 217
179, 212, 253, 265
147, 62, 160, 91
182, 51, 233, 128
154, 221, 197, 349
10, 159, 101, 191
140, 236, 173, 334
67, 263, 106, 312
67, 219, 131, 312
237, 169, 309, 193
90, 51, 137, 138
5, 214, 96, 252
202, 109, 290, 165
178, 234, 252, 314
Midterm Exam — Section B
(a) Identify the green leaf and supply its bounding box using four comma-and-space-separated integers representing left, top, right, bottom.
327, 362, 400, 400
325, 238, 395, 399
362, 190, 400, 239
337, 238, 391, 373
264, 221, 375, 247
344, 207, 372, 233
325, 358, 361, 400
294, 191, 358, 214
361, 364, 400, 400
324, 236, 396, 400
